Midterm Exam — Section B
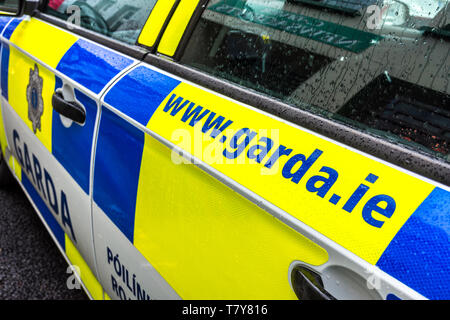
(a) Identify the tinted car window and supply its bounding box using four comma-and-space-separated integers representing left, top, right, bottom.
180, 0, 450, 162
45, 0, 157, 44
0, 0, 20, 14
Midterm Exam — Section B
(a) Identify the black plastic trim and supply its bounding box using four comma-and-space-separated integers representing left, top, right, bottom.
22, 0, 40, 16
145, 53, 450, 186
52, 91, 86, 125
291, 266, 336, 300
171, 0, 209, 61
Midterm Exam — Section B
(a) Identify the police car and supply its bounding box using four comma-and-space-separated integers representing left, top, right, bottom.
0, 0, 448, 300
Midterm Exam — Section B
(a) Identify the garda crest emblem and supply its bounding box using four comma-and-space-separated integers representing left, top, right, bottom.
26, 64, 44, 134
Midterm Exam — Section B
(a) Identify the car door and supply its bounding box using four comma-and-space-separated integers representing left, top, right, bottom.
94, 0, 450, 300
172, 0, 450, 300
0, 0, 160, 299
36, 0, 184, 300
0, 14, 103, 290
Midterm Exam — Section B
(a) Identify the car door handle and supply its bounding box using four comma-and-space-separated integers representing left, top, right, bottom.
291, 266, 336, 300
52, 91, 86, 125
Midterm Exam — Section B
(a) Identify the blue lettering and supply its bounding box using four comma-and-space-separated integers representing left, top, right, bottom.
13, 129, 24, 166
247, 137, 273, 163
306, 166, 339, 198
201, 112, 233, 138
343, 174, 378, 213
61, 190, 76, 242
181, 104, 210, 127
264, 145, 293, 169
118, 285, 127, 300
163, 94, 191, 116
32, 154, 46, 200
362, 195, 396, 228
223, 128, 257, 159
23, 143, 35, 184
136, 282, 150, 301
343, 184, 369, 213
44, 169, 59, 214
282, 149, 323, 184
111, 275, 119, 296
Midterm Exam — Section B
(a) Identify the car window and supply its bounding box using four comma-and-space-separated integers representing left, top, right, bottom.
45, 0, 157, 45
180, 0, 450, 162
0, 0, 20, 14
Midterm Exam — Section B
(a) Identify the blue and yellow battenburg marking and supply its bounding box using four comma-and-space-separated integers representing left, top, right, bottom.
99, 65, 449, 300
10, 123, 106, 299
0, 15, 448, 300
0, 16, 9, 154
0, 17, 133, 300
4, 17, 134, 195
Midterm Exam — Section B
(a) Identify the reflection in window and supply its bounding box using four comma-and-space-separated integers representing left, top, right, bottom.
45, 0, 157, 45
181, 0, 450, 161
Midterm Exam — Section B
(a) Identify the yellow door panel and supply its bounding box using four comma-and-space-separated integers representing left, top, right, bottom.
8, 48, 55, 152
9, 18, 77, 69
134, 134, 328, 300
66, 235, 103, 300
